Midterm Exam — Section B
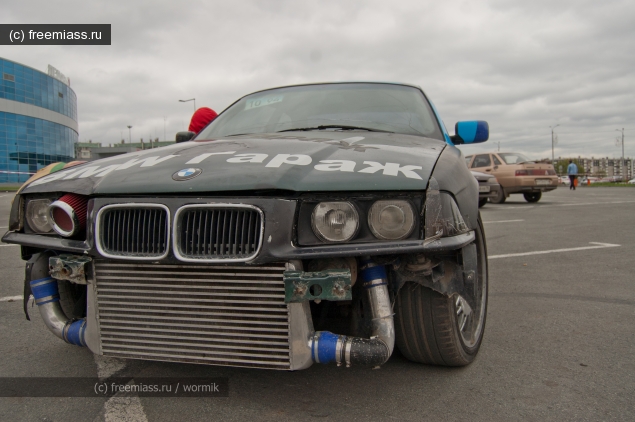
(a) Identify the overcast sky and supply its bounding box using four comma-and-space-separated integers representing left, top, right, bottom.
2, 0, 634, 159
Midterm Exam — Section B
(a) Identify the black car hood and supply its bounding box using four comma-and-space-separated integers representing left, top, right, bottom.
22, 132, 447, 195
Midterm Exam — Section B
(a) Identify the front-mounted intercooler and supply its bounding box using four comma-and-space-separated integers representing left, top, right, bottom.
28, 251, 395, 370
84, 260, 313, 370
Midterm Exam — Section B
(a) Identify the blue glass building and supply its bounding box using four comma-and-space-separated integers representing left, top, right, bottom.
0, 57, 77, 183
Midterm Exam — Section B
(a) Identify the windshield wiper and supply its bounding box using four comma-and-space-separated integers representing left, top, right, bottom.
225, 132, 257, 137
277, 125, 393, 133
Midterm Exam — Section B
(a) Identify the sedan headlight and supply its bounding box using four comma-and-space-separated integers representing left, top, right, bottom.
25, 199, 53, 233
368, 200, 415, 240
311, 201, 359, 242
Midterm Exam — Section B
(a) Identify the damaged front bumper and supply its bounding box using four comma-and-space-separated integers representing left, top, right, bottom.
23, 233, 478, 371
25, 252, 404, 370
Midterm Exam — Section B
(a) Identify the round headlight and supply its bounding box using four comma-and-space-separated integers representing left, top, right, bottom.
368, 200, 415, 240
311, 202, 359, 242
26, 199, 53, 233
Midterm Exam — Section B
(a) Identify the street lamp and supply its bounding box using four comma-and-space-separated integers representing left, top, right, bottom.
616, 128, 625, 180
179, 98, 196, 113
127, 125, 132, 144
550, 124, 560, 163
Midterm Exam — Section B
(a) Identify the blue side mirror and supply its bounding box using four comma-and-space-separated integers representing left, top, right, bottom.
453, 121, 489, 144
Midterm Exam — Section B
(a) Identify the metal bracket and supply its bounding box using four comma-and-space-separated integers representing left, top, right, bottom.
49, 254, 93, 285
392, 241, 479, 310
283, 270, 352, 303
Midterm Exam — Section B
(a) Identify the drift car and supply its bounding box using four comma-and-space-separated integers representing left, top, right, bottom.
4, 82, 489, 370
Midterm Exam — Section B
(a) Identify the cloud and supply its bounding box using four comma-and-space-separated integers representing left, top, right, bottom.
2, 0, 634, 159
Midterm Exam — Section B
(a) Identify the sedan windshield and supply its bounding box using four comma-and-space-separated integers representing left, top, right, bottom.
197, 83, 443, 140
498, 153, 533, 164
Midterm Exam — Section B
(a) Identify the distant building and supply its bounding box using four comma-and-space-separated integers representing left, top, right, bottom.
555, 156, 633, 180
0, 57, 77, 183
75, 139, 175, 161
75, 141, 102, 159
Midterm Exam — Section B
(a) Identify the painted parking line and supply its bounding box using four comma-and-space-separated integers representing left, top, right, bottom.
94, 355, 147, 422
483, 219, 524, 224
0, 244, 19, 247
488, 242, 620, 259
486, 206, 535, 211
552, 200, 635, 207
0, 295, 22, 302
489, 200, 635, 210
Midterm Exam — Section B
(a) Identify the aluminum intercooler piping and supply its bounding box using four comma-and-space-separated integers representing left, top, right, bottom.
310, 258, 395, 367
29, 277, 86, 346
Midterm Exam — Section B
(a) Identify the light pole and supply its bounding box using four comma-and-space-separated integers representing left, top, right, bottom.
179, 98, 196, 113
550, 124, 560, 164
616, 128, 625, 180
163, 116, 167, 142
127, 125, 132, 144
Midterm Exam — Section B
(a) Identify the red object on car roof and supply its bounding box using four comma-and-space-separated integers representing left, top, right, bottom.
188, 107, 218, 134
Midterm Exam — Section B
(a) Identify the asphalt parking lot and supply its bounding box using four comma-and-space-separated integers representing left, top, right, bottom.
0, 187, 633, 421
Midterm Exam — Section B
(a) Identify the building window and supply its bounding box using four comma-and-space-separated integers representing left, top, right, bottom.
3, 73, 15, 82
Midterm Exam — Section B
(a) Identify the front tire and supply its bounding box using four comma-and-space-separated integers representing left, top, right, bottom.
490, 187, 506, 204
395, 215, 488, 366
523, 192, 542, 202
57, 280, 86, 319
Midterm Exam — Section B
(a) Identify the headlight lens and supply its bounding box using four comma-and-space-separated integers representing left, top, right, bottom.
311, 201, 359, 242
368, 200, 415, 240
25, 199, 53, 233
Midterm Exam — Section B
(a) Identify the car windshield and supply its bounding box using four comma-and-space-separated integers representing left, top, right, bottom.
197, 83, 443, 140
498, 153, 533, 164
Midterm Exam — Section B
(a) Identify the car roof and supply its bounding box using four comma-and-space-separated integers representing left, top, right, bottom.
244, 81, 424, 97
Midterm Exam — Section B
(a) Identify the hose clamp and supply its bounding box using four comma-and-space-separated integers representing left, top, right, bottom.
335, 335, 347, 365
362, 278, 387, 289
312, 333, 320, 364
345, 339, 353, 368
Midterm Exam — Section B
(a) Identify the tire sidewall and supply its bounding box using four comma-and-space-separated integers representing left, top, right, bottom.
490, 187, 506, 204
454, 213, 489, 357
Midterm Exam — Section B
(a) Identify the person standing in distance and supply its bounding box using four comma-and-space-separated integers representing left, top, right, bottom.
567, 160, 578, 190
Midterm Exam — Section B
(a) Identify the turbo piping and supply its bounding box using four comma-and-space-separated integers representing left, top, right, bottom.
29, 276, 86, 346
309, 258, 395, 367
